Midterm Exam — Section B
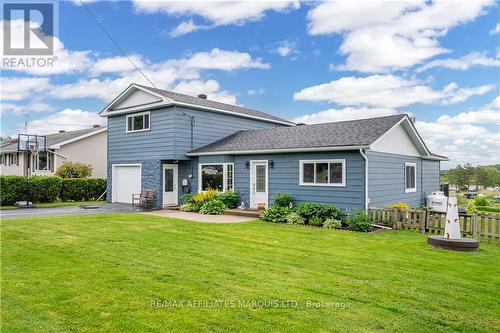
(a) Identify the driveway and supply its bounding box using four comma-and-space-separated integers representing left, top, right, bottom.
0, 203, 133, 219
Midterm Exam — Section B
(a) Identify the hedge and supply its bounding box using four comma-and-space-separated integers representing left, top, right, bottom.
60, 178, 107, 201
0, 175, 106, 205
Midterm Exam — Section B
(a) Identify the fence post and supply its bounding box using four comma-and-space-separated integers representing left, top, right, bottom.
472, 213, 477, 240
421, 209, 427, 234
392, 208, 399, 229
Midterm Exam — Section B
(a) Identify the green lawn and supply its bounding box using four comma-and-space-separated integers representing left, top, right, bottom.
1, 213, 499, 332
0, 200, 105, 210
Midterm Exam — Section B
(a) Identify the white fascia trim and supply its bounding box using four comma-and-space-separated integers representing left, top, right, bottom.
423, 155, 449, 161
99, 84, 172, 116
360, 148, 368, 211
187, 145, 369, 156
49, 127, 107, 149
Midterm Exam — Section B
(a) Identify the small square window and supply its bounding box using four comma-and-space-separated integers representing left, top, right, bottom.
126, 112, 150, 132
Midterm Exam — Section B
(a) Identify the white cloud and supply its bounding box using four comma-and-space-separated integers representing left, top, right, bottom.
248, 88, 265, 96
271, 40, 299, 58
415, 96, 500, 167
417, 52, 500, 72
490, 23, 500, 34
0, 20, 92, 75
0, 77, 51, 101
172, 79, 237, 104
168, 20, 201, 37
25, 109, 106, 135
1, 102, 53, 115
308, 1, 495, 72
293, 107, 399, 124
90, 55, 146, 76
182, 48, 269, 70
133, 0, 300, 36
293, 75, 495, 108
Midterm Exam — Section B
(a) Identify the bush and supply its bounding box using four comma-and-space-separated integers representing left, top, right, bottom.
466, 201, 476, 214
180, 202, 199, 212
192, 189, 218, 205
199, 199, 227, 215
217, 190, 240, 209
60, 178, 106, 201
477, 206, 500, 213
29, 176, 62, 203
346, 210, 372, 232
0, 176, 27, 205
474, 196, 489, 207
55, 162, 92, 178
323, 218, 342, 229
308, 216, 324, 227
286, 212, 305, 225
261, 206, 291, 223
296, 202, 340, 222
385, 202, 409, 210
181, 193, 194, 204
272, 193, 294, 208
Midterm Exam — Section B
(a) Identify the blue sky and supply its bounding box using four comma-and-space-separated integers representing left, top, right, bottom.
1, 0, 499, 168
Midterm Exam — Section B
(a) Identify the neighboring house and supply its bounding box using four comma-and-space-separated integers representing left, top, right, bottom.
0, 126, 107, 178
101, 83, 447, 210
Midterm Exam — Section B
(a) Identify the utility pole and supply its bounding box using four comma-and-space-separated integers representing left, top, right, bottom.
22, 113, 30, 133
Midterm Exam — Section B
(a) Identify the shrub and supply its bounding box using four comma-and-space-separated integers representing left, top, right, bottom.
272, 193, 294, 208
199, 199, 227, 215
60, 178, 106, 201
55, 162, 92, 178
296, 202, 340, 222
477, 206, 500, 213
217, 190, 240, 209
181, 193, 194, 204
385, 202, 409, 210
29, 176, 62, 203
261, 206, 291, 223
466, 201, 476, 214
308, 216, 324, 227
474, 196, 489, 207
346, 210, 372, 232
323, 219, 342, 229
192, 189, 218, 205
286, 212, 305, 225
0, 176, 27, 205
180, 202, 199, 212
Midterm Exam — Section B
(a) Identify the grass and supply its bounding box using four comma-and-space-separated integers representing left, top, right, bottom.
0, 200, 105, 210
1, 213, 499, 332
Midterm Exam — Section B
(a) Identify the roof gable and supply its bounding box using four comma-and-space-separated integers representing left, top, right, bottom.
370, 118, 426, 156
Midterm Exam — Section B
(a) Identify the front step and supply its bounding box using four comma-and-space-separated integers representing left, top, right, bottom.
164, 205, 180, 210
224, 208, 262, 218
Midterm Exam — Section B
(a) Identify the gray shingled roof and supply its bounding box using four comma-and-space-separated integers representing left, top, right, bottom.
0, 127, 106, 152
136, 84, 295, 125
188, 114, 407, 154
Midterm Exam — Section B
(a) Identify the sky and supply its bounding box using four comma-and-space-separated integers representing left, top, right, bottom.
1, 0, 499, 169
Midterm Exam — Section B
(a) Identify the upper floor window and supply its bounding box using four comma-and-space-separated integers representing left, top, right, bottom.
126, 111, 150, 133
405, 162, 416, 193
299, 159, 346, 187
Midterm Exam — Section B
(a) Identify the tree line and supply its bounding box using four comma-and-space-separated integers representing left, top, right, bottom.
442, 164, 500, 190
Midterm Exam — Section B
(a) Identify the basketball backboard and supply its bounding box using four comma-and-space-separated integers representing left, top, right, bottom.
17, 134, 47, 152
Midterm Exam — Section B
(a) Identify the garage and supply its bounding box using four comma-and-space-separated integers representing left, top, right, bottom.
112, 164, 141, 203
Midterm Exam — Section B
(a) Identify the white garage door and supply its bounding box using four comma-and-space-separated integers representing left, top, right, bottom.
113, 165, 141, 204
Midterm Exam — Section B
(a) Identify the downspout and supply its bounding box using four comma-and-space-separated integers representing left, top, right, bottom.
360, 148, 368, 211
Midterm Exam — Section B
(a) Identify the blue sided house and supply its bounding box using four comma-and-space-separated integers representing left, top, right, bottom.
100, 84, 447, 210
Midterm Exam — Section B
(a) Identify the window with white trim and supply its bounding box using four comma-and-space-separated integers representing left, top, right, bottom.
405, 163, 416, 193
126, 111, 150, 132
36, 151, 54, 171
199, 163, 234, 192
299, 159, 346, 186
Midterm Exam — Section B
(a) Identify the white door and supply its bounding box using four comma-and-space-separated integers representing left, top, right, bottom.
113, 165, 141, 203
250, 161, 268, 208
163, 164, 178, 206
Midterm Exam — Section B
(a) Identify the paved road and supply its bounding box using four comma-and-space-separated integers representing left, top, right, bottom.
0, 203, 133, 219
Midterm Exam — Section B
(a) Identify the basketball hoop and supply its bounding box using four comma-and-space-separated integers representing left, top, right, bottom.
29, 144, 39, 157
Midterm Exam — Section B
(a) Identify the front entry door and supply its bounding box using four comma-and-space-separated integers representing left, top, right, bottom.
250, 161, 268, 208
163, 164, 178, 206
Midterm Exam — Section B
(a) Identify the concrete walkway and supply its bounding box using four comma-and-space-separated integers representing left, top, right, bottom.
143, 210, 257, 223
0, 203, 133, 219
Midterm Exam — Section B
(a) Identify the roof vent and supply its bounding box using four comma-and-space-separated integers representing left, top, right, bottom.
93, 124, 101, 128
296, 123, 306, 126
59, 130, 66, 133
197, 94, 207, 99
